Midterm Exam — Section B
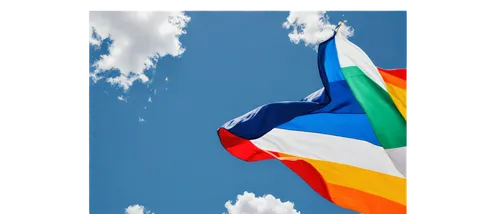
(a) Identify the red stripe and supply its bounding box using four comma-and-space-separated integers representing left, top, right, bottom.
217, 128, 405, 213
378, 68, 406, 80
279, 158, 332, 202
217, 128, 275, 162
217, 128, 331, 201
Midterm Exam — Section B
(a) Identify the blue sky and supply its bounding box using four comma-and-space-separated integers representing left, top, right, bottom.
90, 11, 406, 214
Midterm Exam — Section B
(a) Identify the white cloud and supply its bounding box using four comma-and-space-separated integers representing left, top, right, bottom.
139, 117, 145, 123
125, 205, 153, 214
148, 96, 152, 103
165, 77, 169, 82
224, 192, 300, 214
89, 11, 191, 91
117, 95, 127, 102
283, 11, 354, 48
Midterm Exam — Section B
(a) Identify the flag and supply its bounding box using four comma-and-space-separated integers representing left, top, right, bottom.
217, 30, 407, 214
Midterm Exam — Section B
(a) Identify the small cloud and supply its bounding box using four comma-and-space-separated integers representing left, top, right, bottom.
154, 89, 157, 95
283, 11, 354, 49
165, 77, 169, 82
118, 96, 127, 102
224, 192, 300, 214
125, 205, 154, 214
148, 96, 152, 103
139, 117, 145, 123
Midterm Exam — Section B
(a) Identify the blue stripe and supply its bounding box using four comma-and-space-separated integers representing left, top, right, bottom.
318, 37, 344, 83
315, 36, 365, 114
313, 80, 364, 114
277, 113, 382, 146
220, 33, 374, 142
222, 101, 325, 140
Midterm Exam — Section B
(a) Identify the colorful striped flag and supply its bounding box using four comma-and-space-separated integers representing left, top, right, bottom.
217, 30, 407, 214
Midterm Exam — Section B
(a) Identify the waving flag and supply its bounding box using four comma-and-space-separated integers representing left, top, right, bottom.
217, 29, 407, 214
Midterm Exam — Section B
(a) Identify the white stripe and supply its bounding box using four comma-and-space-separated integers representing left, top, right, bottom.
251, 128, 404, 178
334, 35, 387, 91
386, 147, 406, 177
80, 32, 87, 40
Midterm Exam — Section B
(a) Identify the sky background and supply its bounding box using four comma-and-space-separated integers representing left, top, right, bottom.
90, 11, 406, 214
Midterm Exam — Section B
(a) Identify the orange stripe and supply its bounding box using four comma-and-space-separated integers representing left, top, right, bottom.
326, 183, 407, 214
219, 129, 407, 214
385, 82, 407, 120
279, 153, 406, 206
380, 69, 406, 90
278, 157, 334, 203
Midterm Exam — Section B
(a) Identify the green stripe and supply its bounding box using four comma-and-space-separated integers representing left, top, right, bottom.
341, 66, 406, 149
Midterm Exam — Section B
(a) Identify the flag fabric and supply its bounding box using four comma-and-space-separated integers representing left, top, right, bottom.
217, 31, 407, 214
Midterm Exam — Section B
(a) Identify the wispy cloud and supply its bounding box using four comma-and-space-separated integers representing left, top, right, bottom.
139, 117, 146, 123
283, 11, 354, 49
117, 95, 127, 102
148, 96, 152, 103
89, 11, 191, 91
125, 205, 154, 214
225, 192, 300, 214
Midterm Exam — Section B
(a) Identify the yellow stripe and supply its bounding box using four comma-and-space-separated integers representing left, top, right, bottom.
279, 153, 407, 206
385, 82, 407, 120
